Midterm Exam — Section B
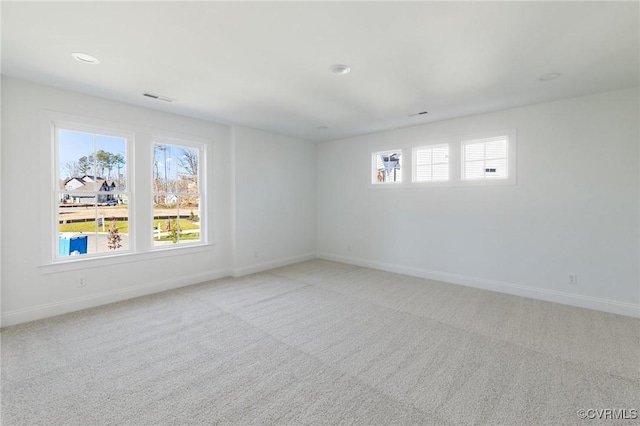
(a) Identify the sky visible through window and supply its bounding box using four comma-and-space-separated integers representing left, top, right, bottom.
153, 143, 199, 190
58, 129, 127, 181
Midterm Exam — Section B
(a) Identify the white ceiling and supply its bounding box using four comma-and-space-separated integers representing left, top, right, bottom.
2, 1, 639, 142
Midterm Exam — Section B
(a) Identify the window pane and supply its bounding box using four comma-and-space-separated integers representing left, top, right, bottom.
485, 139, 507, 160
153, 194, 190, 246
432, 163, 449, 181
465, 160, 485, 179
415, 145, 448, 182
96, 135, 127, 190
177, 147, 199, 193
58, 199, 96, 257
152, 143, 196, 193
153, 142, 204, 248
415, 149, 432, 166
95, 205, 130, 253
154, 144, 177, 193
415, 164, 432, 182
432, 146, 449, 164
153, 198, 179, 246
58, 199, 129, 256
59, 130, 95, 185
57, 127, 131, 260
463, 137, 509, 181
152, 197, 201, 245
464, 142, 485, 162
179, 197, 201, 243
415, 148, 431, 182
373, 151, 402, 183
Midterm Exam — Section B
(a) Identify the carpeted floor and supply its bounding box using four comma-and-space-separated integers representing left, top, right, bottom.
1, 260, 638, 425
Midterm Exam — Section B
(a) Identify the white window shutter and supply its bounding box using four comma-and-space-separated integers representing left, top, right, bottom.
415, 144, 449, 182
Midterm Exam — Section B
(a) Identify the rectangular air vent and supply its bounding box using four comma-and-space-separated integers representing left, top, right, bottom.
143, 92, 175, 102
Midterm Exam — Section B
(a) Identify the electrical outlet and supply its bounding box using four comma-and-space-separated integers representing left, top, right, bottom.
78, 276, 86, 287
254, 251, 258, 259
568, 274, 578, 285
348, 245, 352, 252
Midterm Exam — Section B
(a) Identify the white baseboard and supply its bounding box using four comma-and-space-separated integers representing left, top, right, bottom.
233, 252, 316, 277
5, 252, 637, 326
1, 268, 230, 327
317, 252, 640, 318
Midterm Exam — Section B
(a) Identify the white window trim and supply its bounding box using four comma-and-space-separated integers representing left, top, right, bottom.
370, 148, 405, 188
53, 121, 135, 260
39, 110, 214, 273
39, 244, 214, 274
457, 129, 517, 187
412, 143, 450, 185
368, 129, 517, 189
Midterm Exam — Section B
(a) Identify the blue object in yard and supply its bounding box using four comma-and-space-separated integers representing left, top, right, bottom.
59, 233, 88, 256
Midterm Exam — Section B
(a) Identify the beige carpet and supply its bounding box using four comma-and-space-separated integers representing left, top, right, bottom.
1, 260, 638, 425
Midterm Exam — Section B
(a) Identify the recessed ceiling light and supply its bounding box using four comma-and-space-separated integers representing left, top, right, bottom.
538, 72, 561, 82
316, 125, 329, 130
329, 64, 351, 75
71, 52, 100, 64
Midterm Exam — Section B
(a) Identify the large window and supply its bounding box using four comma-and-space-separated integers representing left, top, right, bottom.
48, 114, 209, 265
152, 142, 202, 246
56, 126, 131, 258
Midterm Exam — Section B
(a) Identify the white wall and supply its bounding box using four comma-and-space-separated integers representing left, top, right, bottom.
317, 87, 640, 317
232, 126, 316, 275
1, 77, 233, 326
2, 76, 637, 323
0, 78, 320, 326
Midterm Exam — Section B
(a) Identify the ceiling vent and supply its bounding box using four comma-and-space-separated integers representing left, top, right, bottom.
143, 92, 175, 102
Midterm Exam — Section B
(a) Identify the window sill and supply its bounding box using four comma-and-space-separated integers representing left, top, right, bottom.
368, 182, 406, 189
40, 243, 215, 275
368, 177, 516, 189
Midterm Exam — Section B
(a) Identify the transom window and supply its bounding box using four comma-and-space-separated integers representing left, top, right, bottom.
372, 150, 402, 184
414, 144, 449, 182
462, 136, 508, 180
369, 131, 515, 189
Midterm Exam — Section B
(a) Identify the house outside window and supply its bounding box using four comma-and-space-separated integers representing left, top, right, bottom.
372, 150, 402, 184
56, 126, 130, 258
45, 113, 211, 269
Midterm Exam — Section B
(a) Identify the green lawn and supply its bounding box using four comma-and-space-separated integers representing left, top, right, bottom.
152, 219, 200, 231
60, 219, 199, 233
59, 220, 129, 233
157, 232, 201, 242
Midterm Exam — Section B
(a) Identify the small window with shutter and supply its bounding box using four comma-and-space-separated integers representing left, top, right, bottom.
462, 136, 508, 180
414, 144, 449, 182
